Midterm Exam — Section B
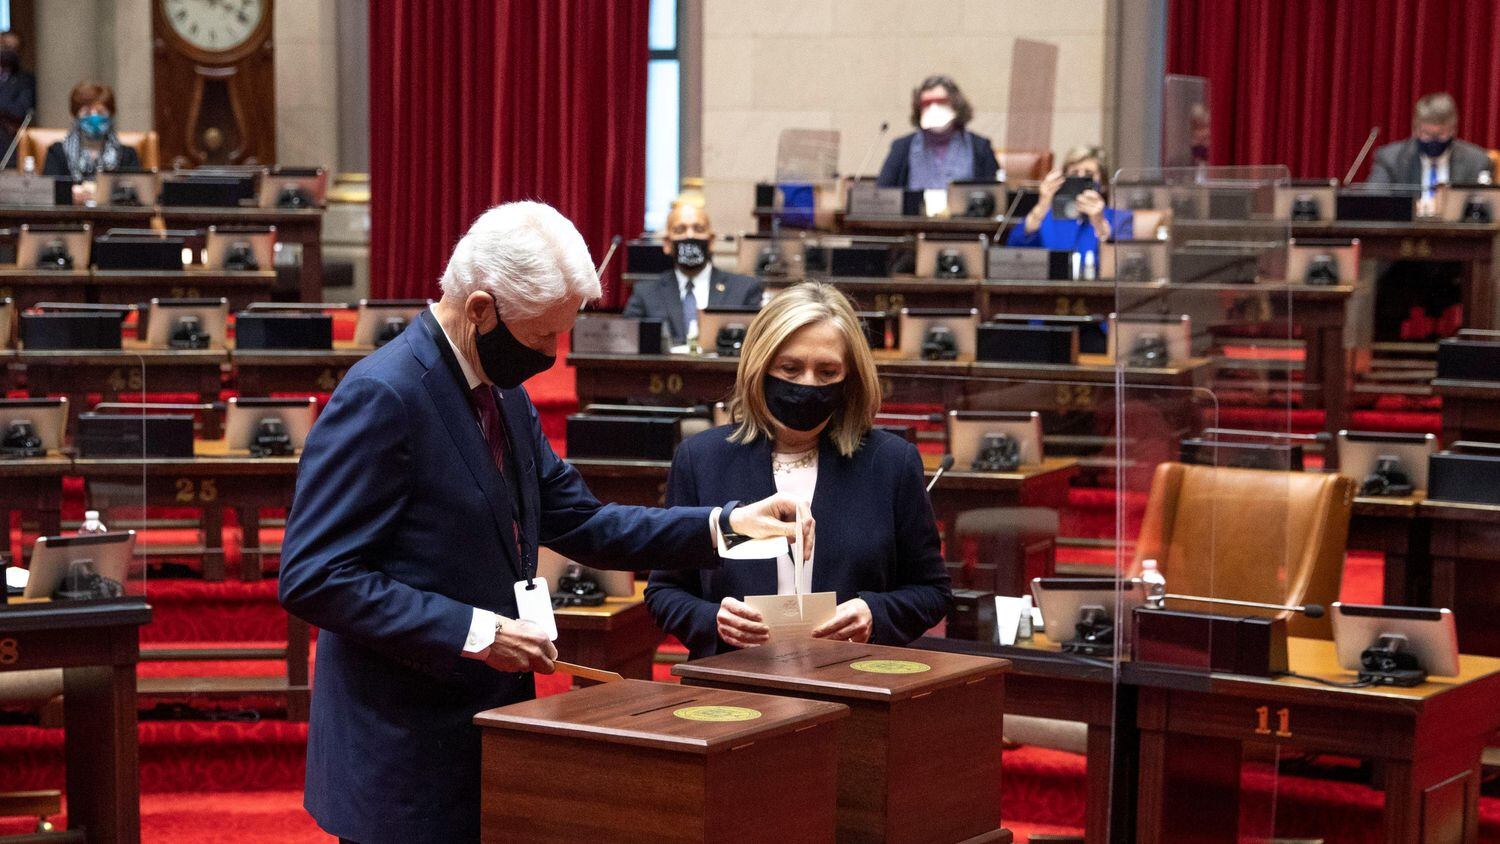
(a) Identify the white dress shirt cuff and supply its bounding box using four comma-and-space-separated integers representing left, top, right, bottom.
709, 506, 723, 548
462, 607, 499, 658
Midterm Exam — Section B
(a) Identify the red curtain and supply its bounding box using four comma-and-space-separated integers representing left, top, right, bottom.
1169, 0, 1500, 180
369, 0, 649, 304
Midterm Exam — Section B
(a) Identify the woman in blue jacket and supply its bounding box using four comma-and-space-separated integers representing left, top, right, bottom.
1008, 145, 1133, 259
646, 283, 951, 660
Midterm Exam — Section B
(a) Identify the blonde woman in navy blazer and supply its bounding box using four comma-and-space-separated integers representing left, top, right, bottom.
646, 283, 951, 660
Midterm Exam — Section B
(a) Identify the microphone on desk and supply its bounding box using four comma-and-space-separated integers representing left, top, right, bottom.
926, 453, 955, 494
994, 182, 1031, 242
594, 234, 623, 278
1341, 127, 1381, 185
1164, 593, 1325, 619
0, 108, 33, 171
851, 121, 891, 184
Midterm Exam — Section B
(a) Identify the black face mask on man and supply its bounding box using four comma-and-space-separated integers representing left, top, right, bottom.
474, 297, 555, 389
1417, 136, 1454, 159
673, 237, 710, 271
763, 374, 844, 432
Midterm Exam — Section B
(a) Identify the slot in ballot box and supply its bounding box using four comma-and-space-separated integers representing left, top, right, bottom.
474, 679, 848, 844
674, 639, 1011, 844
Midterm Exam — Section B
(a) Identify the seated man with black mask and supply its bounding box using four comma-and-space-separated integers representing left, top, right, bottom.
1368, 92, 1494, 193
622, 201, 762, 346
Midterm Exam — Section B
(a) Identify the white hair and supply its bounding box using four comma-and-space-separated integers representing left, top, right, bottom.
438, 201, 601, 320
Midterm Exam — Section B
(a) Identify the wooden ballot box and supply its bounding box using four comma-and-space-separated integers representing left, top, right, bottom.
674, 639, 1011, 844
474, 679, 849, 843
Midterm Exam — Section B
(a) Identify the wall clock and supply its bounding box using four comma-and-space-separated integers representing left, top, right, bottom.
153, 0, 276, 167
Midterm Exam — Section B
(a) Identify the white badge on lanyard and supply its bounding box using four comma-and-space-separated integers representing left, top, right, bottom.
514, 577, 558, 641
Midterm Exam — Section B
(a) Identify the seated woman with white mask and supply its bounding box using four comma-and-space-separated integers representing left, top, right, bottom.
875, 74, 1000, 190
645, 282, 952, 659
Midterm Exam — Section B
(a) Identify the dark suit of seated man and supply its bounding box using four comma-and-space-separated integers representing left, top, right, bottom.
622, 202, 762, 345
279, 201, 811, 844
1368, 91, 1494, 189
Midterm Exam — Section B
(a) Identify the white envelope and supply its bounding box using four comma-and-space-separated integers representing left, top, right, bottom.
744, 591, 838, 642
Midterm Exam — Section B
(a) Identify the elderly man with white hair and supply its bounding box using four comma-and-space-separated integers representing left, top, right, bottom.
279, 201, 811, 844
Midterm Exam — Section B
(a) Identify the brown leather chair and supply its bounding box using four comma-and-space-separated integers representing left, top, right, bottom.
19, 127, 160, 171
1129, 462, 1354, 639
994, 148, 1054, 181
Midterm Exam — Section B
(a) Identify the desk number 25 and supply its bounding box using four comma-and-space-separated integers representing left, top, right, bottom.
1254, 705, 1292, 738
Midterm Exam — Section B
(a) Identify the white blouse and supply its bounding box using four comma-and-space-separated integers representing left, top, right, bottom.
772, 456, 818, 595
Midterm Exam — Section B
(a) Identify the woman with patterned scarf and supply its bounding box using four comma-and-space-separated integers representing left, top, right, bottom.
42, 80, 140, 202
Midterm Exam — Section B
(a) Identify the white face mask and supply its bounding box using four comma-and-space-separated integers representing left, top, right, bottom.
920, 103, 957, 133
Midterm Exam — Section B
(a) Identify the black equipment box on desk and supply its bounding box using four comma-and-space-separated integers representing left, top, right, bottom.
976, 321, 1077, 364
1428, 442, 1500, 506
234, 312, 334, 350
565, 413, 686, 461
77, 413, 195, 459
20, 311, 125, 350
1436, 337, 1500, 382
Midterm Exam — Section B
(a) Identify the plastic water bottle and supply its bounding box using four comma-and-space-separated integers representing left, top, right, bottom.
78, 510, 108, 535
1141, 558, 1166, 609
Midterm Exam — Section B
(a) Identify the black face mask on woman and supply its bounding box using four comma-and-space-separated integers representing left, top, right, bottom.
475, 297, 555, 389
763, 374, 844, 432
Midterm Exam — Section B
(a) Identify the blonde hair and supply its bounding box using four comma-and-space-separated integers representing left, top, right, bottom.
728, 283, 880, 457
1062, 144, 1110, 187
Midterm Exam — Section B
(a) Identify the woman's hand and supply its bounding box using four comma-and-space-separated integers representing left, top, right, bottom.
811, 597, 873, 643
1076, 189, 1111, 239
1026, 169, 1065, 233
717, 597, 770, 648
730, 494, 814, 561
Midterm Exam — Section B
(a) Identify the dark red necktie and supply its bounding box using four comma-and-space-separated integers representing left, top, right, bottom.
470, 384, 522, 560
470, 384, 509, 476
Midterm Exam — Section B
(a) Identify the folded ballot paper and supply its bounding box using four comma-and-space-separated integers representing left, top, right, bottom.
740, 514, 837, 641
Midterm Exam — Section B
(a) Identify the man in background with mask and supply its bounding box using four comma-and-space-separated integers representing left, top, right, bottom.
1369, 92, 1493, 192
0, 31, 34, 167
279, 201, 811, 844
876, 74, 1000, 190
622, 200, 762, 346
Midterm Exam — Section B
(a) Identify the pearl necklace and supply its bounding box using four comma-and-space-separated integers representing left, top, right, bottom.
771, 448, 817, 475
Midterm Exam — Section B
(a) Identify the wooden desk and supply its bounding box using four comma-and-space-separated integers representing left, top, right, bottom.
0, 204, 326, 303
1418, 499, 1500, 657
0, 454, 68, 561
1127, 638, 1500, 843
981, 279, 1356, 450
676, 639, 1010, 843
764, 276, 982, 314
1347, 494, 1429, 609
90, 269, 278, 310
0, 268, 91, 309
72, 439, 297, 581
1431, 378, 1500, 444
568, 351, 1208, 414
6, 343, 226, 434
0, 599, 152, 844
553, 583, 660, 683
1290, 219, 1500, 330
475, 679, 847, 843
566, 455, 1077, 555
916, 634, 1133, 844
230, 345, 368, 395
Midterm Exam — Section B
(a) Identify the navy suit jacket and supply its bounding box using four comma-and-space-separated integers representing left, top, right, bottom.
876, 130, 1000, 189
621, 267, 763, 344
279, 310, 718, 843
645, 426, 951, 660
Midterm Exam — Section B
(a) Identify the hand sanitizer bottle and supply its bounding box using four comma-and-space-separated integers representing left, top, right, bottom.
1141, 558, 1166, 609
